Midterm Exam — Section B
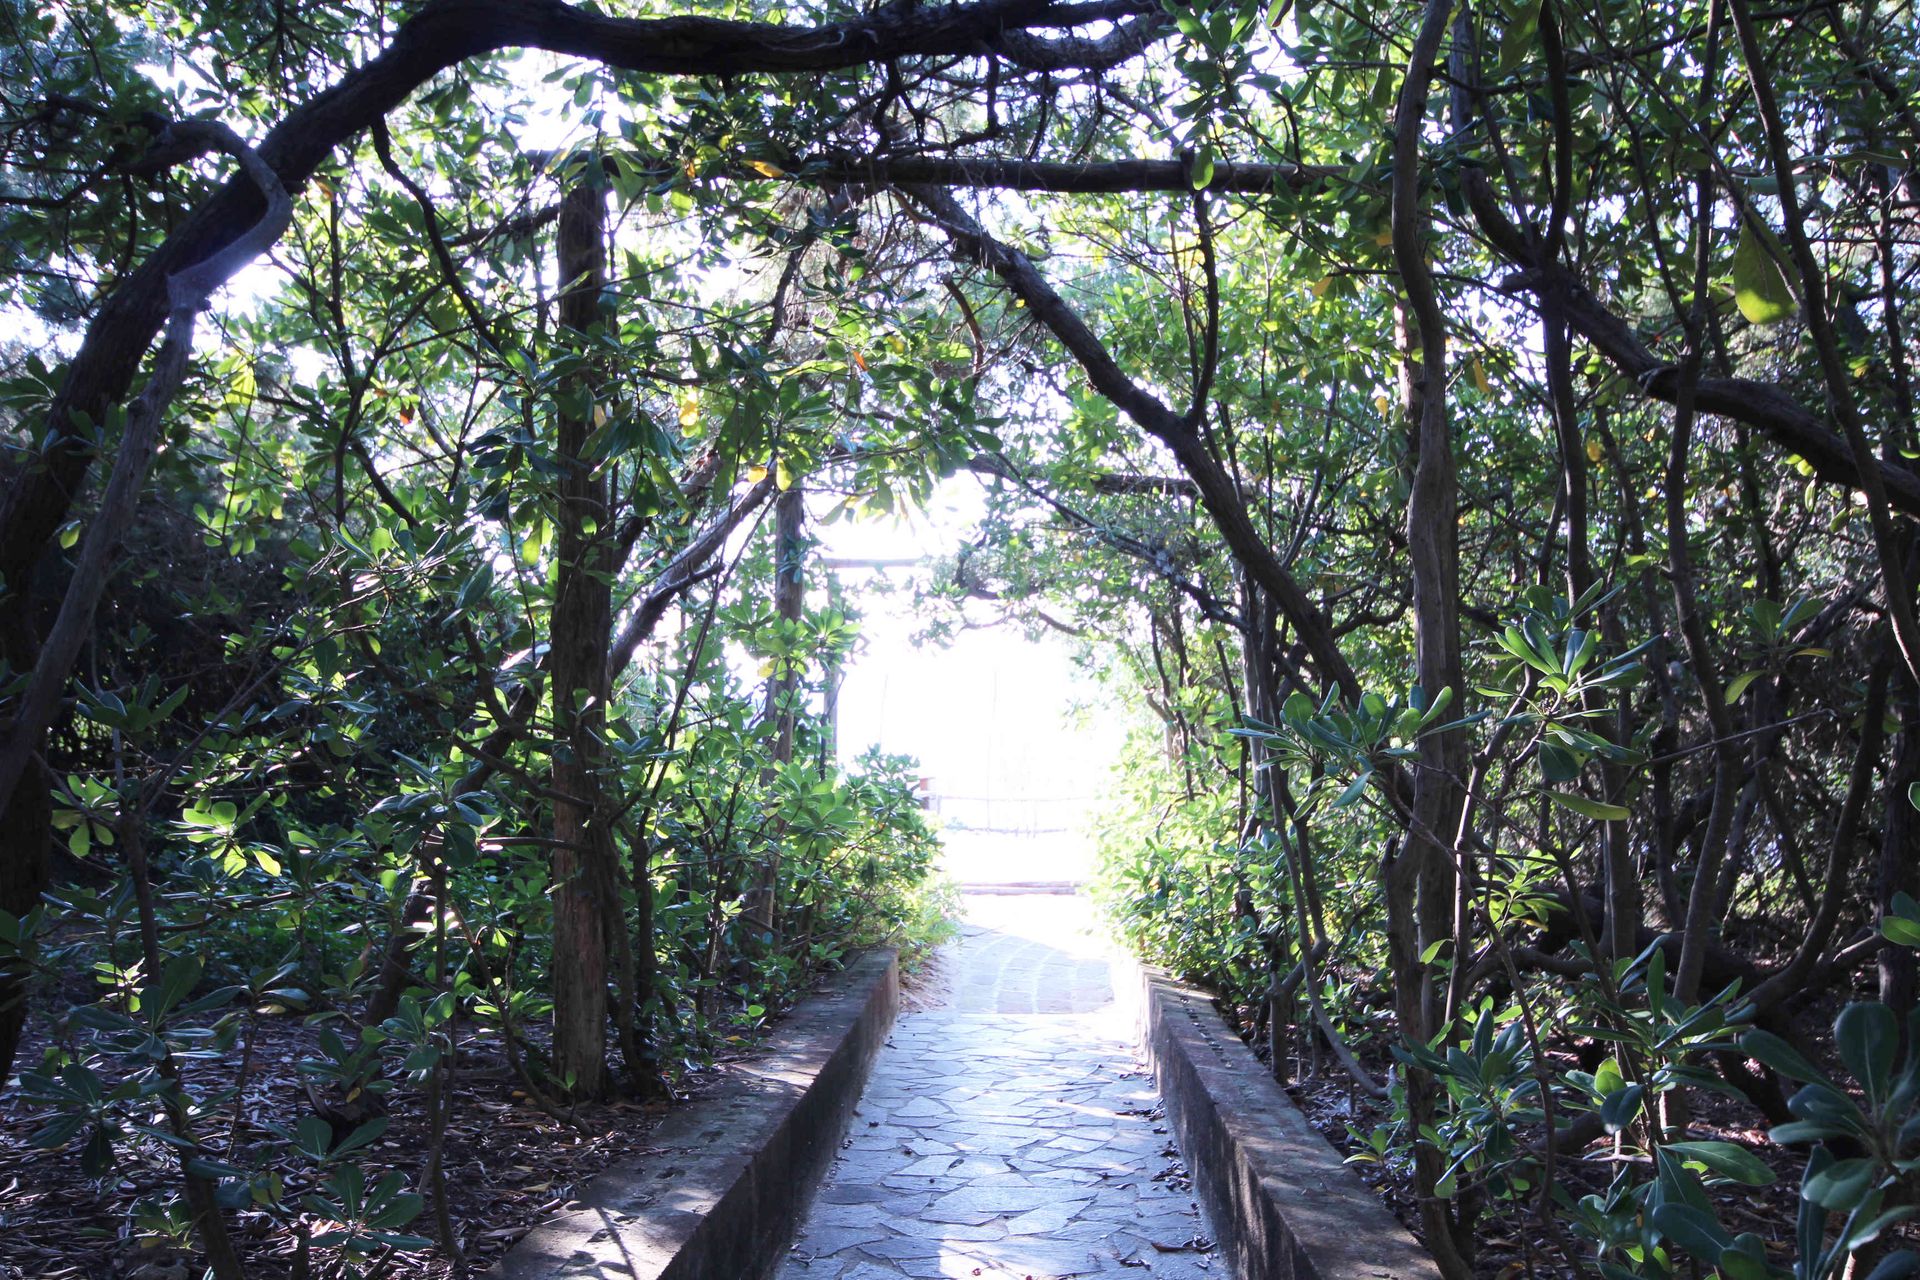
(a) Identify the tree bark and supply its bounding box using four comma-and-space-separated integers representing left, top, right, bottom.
1880, 686, 1920, 1017
0, 766, 48, 1085
747, 485, 805, 947
548, 181, 616, 1100
1389, 3, 1474, 1275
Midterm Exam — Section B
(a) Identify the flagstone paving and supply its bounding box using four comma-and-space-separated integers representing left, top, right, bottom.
777, 895, 1219, 1279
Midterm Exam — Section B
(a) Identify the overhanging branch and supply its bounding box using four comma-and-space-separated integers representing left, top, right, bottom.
5, 0, 1169, 638
908, 185, 1365, 702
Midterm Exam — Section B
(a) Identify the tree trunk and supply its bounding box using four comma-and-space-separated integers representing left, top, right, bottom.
1390, 4, 1474, 1274
0, 755, 49, 1085
747, 485, 805, 948
1881, 682, 1920, 1017
549, 180, 616, 1101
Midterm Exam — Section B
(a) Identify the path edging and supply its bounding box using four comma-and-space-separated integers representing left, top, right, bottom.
1132, 963, 1444, 1280
490, 948, 899, 1280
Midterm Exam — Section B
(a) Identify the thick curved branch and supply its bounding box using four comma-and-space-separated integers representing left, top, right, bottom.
993, 11, 1169, 70
2, 0, 1163, 642
1473, 199, 1920, 516
908, 185, 1363, 702
0, 122, 293, 813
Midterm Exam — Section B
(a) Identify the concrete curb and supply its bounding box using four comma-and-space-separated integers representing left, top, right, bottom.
1133, 964, 1443, 1280
490, 948, 900, 1280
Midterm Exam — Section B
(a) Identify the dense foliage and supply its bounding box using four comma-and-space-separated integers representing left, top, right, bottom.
3, 0, 1920, 1275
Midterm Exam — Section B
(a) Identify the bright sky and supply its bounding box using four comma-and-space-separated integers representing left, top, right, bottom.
819, 474, 1126, 881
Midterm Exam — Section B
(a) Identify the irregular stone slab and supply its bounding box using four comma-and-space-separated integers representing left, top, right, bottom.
778, 897, 1216, 1280
794, 1226, 890, 1257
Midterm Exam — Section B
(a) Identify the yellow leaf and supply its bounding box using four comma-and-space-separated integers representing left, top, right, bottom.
592, 402, 608, 427
679, 398, 699, 428
1586, 438, 1604, 464
746, 159, 785, 178
1312, 276, 1332, 297
747, 465, 769, 483
1471, 358, 1490, 395
1373, 393, 1392, 417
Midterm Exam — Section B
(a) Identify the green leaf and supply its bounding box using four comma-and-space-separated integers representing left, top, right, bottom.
1188, 147, 1215, 190
1538, 743, 1580, 783
295, 1115, 333, 1159
1802, 1156, 1877, 1211
1547, 791, 1630, 821
146, 954, 203, 1022
1661, 1140, 1775, 1187
334, 1117, 388, 1156
1837, 1001, 1898, 1103
1863, 1250, 1920, 1280
1599, 1082, 1644, 1133
1657, 1144, 1714, 1212
1798, 1147, 1834, 1260
1732, 224, 1796, 324
1741, 1028, 1828, 1083
1846, 1205, 1915, 1251
1650, 1202, 1732, 1261
1717, 1236, 1772, 1280
1770, 1118, 1853, 1144
1724, 669, 1764, 705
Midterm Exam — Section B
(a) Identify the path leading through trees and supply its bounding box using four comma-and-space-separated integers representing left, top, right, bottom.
777, 894, 1220, 1278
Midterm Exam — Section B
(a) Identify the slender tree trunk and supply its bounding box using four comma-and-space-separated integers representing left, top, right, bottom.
1240, 577, 1304, 1081
1874, 169, 1920, 1020
0, 760, 49, 1085
1881, 681, 1920, 1016
122, 813, 245, 1280
771, 485, 805, 769
549, 180, 616, 1100
1391, 4, 1473, 1274
747, 485, 805, 948
364, 879, 431, 1027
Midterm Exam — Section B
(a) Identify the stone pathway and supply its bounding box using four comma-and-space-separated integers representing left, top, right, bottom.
778, 895, 1219, 1279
